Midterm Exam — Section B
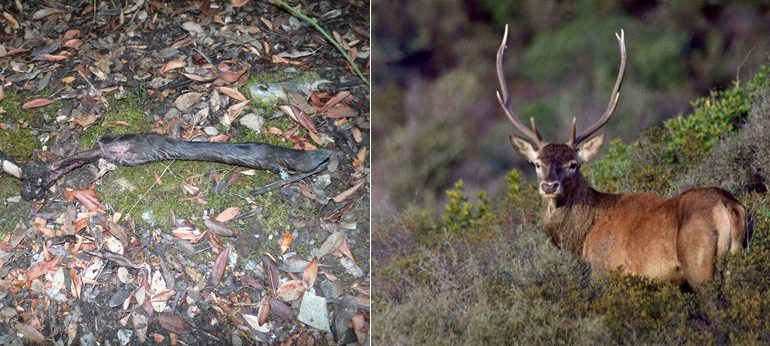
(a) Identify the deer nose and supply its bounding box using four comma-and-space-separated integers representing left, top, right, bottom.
541, 181, 560, 194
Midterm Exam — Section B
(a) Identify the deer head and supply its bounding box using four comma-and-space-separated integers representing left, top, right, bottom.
496, 25, 626, 199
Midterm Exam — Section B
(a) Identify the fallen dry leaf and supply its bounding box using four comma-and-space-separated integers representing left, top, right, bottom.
314, 232, 346, 259
269, 298, 293, 321
63, 29, 80, 39
280, 232, 293, 256
276, 279, 306, 301
205, 218, 235, 237
217, 86, 247, 102
22, 98, 54, 109
162, 59, 187, 73
211, 245, 231, 285
158, 313, 193, 335
324, 103, 358, 118
174, 92, 203, 111
14, 323, 47, 344
303, 257, 318, 288
232, 0, 250, 7
26, 257, 61, 284
263, 255, 280, 291
333, 181, 365, 203
214, 207, 240, 222
3, 12, 19, 30
69, 187, 107, 212
257, 295, 270, 326
351, 314, 369, 344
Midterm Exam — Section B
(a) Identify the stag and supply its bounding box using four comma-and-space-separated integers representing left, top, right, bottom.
495, 26, 747, 286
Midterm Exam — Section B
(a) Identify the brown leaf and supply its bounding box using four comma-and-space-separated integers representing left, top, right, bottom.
269, 298, 293, 321
171, 228, 197, 240
27, 258, 61, 284
280, 232, 293, 256
14, 323, 47, 344
333, 181, 365, 203
276, 279, 305, 301
214, 207, 240, 222
279, 104, 317, 134
22, 98, 53, 109
73, 114, 98, 128
232, 0, 250, 7
217, 86, 247, 102
3, 12, 19, 30
35, 53, 69, 61
216, 61, 246, 83
351, 314, 369, 344
315, 232, 346, 259
63, 29, 80, 39
211, 245, 231, 285
324, 103, 358, 118
302, 257, 318, 288
182, 72, 212, 82
339, 240, 355, 262
257, 295, 270, 326
32, 7, 61, 20
322, 91, 351, 110
70, 187, 106, 212
158, 313, 193, 335
174, 92, 203, 111
162, 59, 187, 73
228, 99, 250, 118
63, 38, 83, 49
262, 254, 280, 291
204, 218, 235, 237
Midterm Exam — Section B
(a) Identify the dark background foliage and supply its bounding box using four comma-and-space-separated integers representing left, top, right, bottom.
372, 0, 770, 213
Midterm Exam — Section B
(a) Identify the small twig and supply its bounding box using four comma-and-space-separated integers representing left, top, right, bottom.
251, 161, 327, 196
126, 161, 174, 216
84, 250, 143, 269
270, 0, 369, 87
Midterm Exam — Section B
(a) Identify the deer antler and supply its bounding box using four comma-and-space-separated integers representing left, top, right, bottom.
567, 30, 627, 147
496, 25, 545, 148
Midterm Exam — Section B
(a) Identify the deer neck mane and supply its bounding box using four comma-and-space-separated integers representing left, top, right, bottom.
541, 173, 615, 256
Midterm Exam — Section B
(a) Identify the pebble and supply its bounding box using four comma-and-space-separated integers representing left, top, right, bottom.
203, 126, 219, 136
297, 292, 330, 332
239, 113, 264, 132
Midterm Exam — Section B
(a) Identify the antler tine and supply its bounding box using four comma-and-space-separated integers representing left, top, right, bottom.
496, 25, 545, 147
571, 29, 627, 147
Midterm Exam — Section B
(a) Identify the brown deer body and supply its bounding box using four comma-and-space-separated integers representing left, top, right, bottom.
495, 26, 747, 286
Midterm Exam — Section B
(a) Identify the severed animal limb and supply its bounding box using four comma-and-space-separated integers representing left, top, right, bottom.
0, 133, 331, 200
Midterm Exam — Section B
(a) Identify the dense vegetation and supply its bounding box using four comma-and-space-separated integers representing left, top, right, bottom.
374, 0, 770, 212
373, 66, 770, 343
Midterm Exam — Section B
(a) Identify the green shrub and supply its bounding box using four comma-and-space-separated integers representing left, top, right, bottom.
591, 274, 693, 343
443, 180, 492, 231
664, 67, 770, 165
375, 66, 770, 344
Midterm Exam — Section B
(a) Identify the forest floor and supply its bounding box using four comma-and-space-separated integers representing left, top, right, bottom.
0, 0, 369, 344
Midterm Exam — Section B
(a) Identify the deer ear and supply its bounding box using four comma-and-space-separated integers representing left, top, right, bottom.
509, 134, 539, 162
577, 134, 605, 163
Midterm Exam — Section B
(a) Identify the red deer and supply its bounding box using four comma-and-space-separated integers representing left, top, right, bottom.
495, 26, 747, 286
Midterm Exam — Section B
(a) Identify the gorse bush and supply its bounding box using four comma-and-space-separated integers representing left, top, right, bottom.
586, 66, 770, 195
443, 180, 492, 231
374, 67, 770, 344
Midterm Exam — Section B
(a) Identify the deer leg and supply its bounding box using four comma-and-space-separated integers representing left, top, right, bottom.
677, 218, 718, 286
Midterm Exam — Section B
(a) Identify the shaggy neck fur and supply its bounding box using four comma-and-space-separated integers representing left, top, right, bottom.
541, 172, 617, 256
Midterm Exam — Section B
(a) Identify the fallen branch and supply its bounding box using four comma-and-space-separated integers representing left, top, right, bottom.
1, 133, 331, 200
251, 161, 328, 196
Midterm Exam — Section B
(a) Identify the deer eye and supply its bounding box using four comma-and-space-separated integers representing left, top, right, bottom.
569, 162, 577, 170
